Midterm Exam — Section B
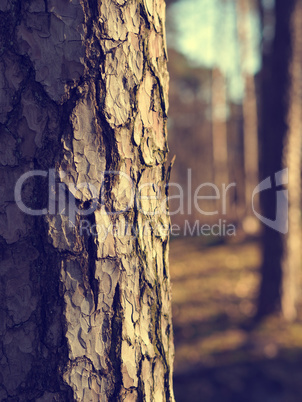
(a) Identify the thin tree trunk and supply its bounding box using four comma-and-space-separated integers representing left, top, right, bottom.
0, 1, 174, 401
236, 0, 259, 220
211, 68, 229, 213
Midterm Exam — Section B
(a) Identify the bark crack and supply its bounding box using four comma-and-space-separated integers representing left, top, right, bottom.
108, 283, 123, 401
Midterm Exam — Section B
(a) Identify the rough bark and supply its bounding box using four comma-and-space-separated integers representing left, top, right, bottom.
256, 0, 301, 321
0, 0, 174, 401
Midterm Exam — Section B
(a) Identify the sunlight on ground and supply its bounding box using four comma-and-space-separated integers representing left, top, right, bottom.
170, 238, 261, 372
169, 237, 302, 402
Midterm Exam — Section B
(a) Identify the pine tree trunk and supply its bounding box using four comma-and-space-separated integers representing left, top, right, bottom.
0, 1, 174, 400
256, 0, 301, 321
236, 0, 259, 220
211, 68, 229, 213
281, 0, 302, 321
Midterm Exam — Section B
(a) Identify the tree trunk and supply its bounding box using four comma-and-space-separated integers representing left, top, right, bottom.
0, 1, 174, 401
256, 0, 301, 321
281, 0, 302, 321
211, 68, 229, 213
236, 0, 259, 222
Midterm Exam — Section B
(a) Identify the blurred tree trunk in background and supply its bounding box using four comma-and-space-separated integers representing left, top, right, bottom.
0, 1, 174, 400
211, 68, 230, 211
256, 0, 302, 321
236, 0, 259, 224
281, 0, 302, 321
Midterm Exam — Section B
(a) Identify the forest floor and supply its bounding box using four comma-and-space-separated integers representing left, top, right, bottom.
170, 236, 302, 402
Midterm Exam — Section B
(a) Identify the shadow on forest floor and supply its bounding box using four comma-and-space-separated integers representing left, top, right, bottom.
170, 237, 302, 402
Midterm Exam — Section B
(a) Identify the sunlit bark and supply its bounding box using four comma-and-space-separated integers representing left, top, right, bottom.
0, 1, 174, 400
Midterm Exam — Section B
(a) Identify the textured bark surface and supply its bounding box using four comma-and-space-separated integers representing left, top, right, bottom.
0, 0, 174, 400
